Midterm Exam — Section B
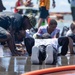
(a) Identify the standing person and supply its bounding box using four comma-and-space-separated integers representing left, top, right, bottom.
0, 0, 6, 12
14, 0, 24, 14
24, 0, 38, 15
24, 0, 37, 27
0, 12, 32, 56
24, 0, 33, 14
37, 0, 56, 29
68, 0, 75, 22
33, 19, 60, 38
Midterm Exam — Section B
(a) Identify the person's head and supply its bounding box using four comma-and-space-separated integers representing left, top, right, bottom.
70, 22, 75, 34
48, 19, 57, 31
21, 15, 32, 30
15, 30, 25, 42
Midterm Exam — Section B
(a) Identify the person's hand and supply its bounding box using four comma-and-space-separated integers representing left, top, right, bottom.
36, 34, 43, 39
42, 33, 51, 39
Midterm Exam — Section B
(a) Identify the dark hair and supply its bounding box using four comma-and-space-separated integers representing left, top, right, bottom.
21, 15, 29, 25
70, 22, 75, 31
49, 19, 57, 26
21, 15, 31, 30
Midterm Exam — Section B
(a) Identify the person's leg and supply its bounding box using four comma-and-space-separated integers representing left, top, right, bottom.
24, 37, 35, 56
31, 46, 39, 64
38, 16, 49, 28
37, 7, 49, 29
37, 18, 43, 28
31, 45, 46, 65
58, 37, 69, 55
68, 37, 74, 54
0, 27, 22, 56
6, 33, 25, 56
45, 44, 53, 64
38, 45, 46, 64
46, 16, 49, 24
6, 33, 17, 55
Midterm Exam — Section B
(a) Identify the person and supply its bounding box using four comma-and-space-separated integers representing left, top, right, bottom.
0, 0, 6, 12
14, 0, 24, 14
33, 19, 60, 38
0, 12, 32, 56
24, 0, 33, 14
24, 0, 38, 15
68, 0, 75, 22
31, 36, 74, 64
66, 22, 75, 43
37, 0, 56, 28
24, 0, 33, 7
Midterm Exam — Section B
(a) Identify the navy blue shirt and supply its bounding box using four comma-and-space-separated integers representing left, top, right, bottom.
0, 12, 22, 31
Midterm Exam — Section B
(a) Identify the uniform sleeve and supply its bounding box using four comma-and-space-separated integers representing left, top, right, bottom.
10, 13, 22, 32
36, 27, 43, 36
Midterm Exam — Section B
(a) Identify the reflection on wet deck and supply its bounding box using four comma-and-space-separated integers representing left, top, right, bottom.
0, 46, 75, 75
0, 55, 75, 75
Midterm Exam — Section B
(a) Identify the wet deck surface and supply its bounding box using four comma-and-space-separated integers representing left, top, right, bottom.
0, 47, 75, 75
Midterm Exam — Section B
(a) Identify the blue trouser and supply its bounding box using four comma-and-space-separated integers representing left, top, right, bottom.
71, 7, 75, 21
58, 37, 69, 55
24, 37, 35, 56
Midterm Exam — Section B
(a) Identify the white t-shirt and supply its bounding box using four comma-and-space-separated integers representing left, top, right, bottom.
34, 39, 59, 51
37, 25, 60, 38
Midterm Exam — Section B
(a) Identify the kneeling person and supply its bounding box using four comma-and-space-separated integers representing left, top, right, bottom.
0, 12, 32, 56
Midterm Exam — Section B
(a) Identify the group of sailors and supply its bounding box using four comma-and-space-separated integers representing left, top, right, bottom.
0, 0, 75, 65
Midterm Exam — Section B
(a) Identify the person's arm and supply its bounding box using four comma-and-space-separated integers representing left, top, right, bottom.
54, 32, 59, 38
53, 0, 55, 3
68, 37, 74, 54
52, 0, 56, 8
36, 27, 43, 37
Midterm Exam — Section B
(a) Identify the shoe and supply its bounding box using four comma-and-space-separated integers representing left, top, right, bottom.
31, 46, 39, 64
45, 45, 53, 64
52, 49, 57, 65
